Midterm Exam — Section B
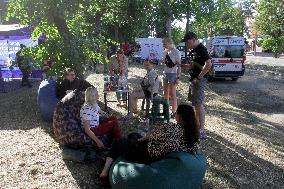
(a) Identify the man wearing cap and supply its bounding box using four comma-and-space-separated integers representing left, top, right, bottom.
181, 31, 212, 139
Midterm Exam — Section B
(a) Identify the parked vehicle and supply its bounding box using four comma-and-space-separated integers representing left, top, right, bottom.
203, 36, 246, 81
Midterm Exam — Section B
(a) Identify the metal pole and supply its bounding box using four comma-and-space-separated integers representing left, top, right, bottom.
254, 33, 257, 56
184, 0, 190, 63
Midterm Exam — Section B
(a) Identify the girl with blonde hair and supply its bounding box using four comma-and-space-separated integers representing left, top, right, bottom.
80, 87, 121, 149
162, 37, 181, 119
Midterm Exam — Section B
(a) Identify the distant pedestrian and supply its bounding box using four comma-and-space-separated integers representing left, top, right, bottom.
108, 49, 129, 107
16, 44, 32, 88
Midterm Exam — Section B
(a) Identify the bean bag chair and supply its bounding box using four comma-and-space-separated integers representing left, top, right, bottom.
110, 151, 207, 189
53, 91, 111, 149
61, 145, 97, 162
37, 80, 59, 122
53, 91, 95, 148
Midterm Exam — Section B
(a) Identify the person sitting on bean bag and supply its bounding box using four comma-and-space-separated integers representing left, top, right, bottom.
53, 90, 95, 148
99, 104, 200, 179
80, 87, 122, 149
56, 68, 92, 99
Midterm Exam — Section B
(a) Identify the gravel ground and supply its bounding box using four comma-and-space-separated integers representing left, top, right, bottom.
0, 63, 283, 189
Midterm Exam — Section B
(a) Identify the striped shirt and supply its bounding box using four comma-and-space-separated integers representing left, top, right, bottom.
80, 104, 101, 128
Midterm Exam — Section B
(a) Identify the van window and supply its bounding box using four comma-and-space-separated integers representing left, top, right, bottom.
177, 46, 185, 51
212, 45, 244, 58
230, 46, 244, 58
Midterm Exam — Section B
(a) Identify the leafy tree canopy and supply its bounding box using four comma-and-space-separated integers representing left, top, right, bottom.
254, 0, 284, 57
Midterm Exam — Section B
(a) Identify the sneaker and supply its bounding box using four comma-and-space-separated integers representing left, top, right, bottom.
199, 129, 207, 140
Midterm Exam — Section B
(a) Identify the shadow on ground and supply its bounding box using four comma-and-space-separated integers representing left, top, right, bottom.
0, 81, 42, 131
202, 131, 284, 189
207, 75, 284, 114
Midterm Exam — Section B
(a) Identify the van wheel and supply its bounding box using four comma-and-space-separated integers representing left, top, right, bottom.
232, 77, 238, 81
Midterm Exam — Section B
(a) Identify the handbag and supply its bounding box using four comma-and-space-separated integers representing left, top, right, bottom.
165, 54, 176, 68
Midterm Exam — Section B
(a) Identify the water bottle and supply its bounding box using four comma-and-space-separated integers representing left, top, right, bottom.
104, 75, 110, 91
121, 76, 127, 90
145, 118, 150, 132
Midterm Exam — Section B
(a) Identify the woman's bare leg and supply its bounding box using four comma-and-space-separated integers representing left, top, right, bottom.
169, 83, 177, 113
163, 82, 169, 100
99, 157, 114, 178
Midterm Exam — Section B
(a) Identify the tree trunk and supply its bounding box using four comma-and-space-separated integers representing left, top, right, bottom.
114, 24, 119, 42
163, 0, 172, 38
208, 0, 214, 37
166, 18, 171, 37
50, 7, 72, 41
184, 0, 191, 63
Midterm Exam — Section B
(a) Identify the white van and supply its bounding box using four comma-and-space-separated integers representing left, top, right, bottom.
204, 36, 246, 81
176, 42, 186, 63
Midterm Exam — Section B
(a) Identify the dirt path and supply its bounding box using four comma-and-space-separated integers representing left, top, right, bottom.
202, 68, 284, 188
0, 65, 283, 188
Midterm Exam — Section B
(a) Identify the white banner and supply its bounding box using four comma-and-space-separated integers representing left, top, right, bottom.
135, 38, 163, 60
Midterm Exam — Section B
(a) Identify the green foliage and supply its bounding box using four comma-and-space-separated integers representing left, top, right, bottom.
4, 0, 260, 77
172, 27, 185, 46
5, 0, 162, 77
255, 0, 284, 57
191, 0, 246, 38
153, 0, 186, 37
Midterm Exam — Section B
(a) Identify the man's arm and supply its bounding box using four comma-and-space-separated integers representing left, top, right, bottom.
198, 59, 212, 79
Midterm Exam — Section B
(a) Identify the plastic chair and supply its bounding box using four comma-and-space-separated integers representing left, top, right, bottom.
141, 96, 170, 124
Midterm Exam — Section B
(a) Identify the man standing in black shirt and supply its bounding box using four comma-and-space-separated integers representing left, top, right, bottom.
181, 32, 212, 139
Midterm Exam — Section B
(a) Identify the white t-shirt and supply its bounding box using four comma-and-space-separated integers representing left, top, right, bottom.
80, 104, 101, 128
163, 48, 181, 74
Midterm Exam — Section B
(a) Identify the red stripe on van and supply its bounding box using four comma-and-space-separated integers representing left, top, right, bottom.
212, 60, 243, 64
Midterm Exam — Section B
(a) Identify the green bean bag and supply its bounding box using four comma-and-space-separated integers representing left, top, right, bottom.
110, 151, 207, 189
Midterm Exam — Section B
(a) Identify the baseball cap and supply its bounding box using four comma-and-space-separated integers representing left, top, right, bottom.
181, 31, 197, 42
